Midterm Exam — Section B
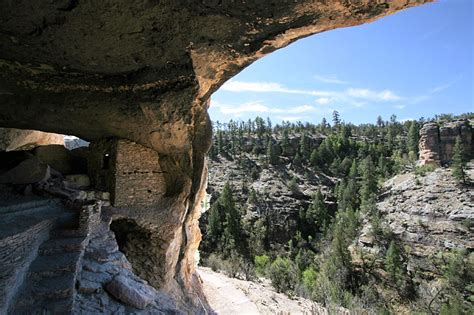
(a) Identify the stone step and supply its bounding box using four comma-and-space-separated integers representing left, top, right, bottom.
29, 252, 82, 278
31, 274, 76, 299
0, 199, 59, 216
38, 237, 86, 256
13, 296, 74, 315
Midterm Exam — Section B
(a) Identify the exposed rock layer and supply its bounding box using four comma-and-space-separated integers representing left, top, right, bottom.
0, 128, 64, 152
419, 120, 474, 166
0, 0, 432, 307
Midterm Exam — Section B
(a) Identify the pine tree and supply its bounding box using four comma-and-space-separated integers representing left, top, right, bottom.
299, 132, 309, 159
377, 115, 384, 128
310, 148, 319, 167
360, 156, 377, 210
407, 120, 420, 158
385, 240, 403, 284
293, 152, 302, 167
452, 136, 467, 184
207, 203, 222, 244
220, 182, 242, 254
332, 110, 341, 128
306, 190, 329, 231
266, 139, 278, 165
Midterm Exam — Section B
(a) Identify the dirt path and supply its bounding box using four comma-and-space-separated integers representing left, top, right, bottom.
198, 267, 327, 315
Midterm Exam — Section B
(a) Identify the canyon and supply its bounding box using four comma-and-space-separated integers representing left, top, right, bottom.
0, 1, 435, 313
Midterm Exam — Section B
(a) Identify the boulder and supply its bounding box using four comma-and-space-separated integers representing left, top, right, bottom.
0, 128, 64, 151
64, 174, 90, 189
105, 275, 155, 309
33, 145, 75, 175
0, 157, 50, 184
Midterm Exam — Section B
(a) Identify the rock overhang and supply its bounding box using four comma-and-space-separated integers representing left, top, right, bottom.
0, 0, 433, 153
0, 0, 434, 308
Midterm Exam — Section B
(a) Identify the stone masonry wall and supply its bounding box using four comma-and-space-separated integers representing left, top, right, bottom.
88, 139, 166, 208
419, 120, 473, 166
114, 140, 166, 208
88, 139, 118, 194
0, 219, 54, 313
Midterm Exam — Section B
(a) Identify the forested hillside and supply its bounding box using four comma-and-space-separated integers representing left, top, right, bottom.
199, 112, 473, 314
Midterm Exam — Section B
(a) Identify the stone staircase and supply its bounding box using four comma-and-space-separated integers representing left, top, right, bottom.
0, 197, 89, 315
11, 234, 87, 314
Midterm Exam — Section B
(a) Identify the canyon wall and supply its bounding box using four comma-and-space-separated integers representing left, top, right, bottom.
419, 120, 474, 166
0, 0, 432, 307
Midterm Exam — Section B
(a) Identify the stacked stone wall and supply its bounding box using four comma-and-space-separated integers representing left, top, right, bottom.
114, 140, 166, 208
0, 219, 54, 313
88, 139, 166, 208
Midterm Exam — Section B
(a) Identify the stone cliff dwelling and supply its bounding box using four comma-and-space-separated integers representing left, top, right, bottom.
0, 1, 436, 314
88, 139, 166, 208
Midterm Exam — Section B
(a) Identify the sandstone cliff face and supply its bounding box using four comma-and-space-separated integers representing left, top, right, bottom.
419, 120, 473, 166
0, 0, 432, 307
0, 128, 64, 151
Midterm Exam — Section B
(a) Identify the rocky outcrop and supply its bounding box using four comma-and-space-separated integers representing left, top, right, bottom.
419, 120, 473, 165
0, 128, 64, 152
0, 0, 432, 309
357, 165, 473, 306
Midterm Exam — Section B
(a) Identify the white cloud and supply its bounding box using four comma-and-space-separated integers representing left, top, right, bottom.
222, 80, 402, 105
394, 105, 406, 109
220, 80, 332, 97
210, 100, 317, 117
314, 74, 349, 85
346, 88, 401, 101
315, 97, 333, 105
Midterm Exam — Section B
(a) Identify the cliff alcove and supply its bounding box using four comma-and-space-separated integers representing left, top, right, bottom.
0, 1, 433, 313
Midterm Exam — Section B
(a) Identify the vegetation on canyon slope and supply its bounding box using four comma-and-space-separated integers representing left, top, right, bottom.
199, 112, 473, 314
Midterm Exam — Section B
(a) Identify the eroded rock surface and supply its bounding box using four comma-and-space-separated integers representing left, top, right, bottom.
0, 128, 64, 152
419, 120, 474, 166
357, 164, 473, 300
0, 0, 432, 310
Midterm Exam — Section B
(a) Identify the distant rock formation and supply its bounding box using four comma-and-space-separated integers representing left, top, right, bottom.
418, 120, 473, 166
0, 128, 64, 152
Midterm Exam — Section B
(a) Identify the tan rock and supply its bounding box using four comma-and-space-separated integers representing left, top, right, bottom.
64, 174, 90, 189
419, 120, 473, 165
0, 0, 433, 309
0, 157, 50, 184
0, 128, 64, 152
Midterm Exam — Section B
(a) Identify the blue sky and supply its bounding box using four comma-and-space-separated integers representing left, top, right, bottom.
209, 0, 473, 125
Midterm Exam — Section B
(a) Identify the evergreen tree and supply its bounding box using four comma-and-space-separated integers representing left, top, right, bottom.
332, 110, 341, 128
299, 132, 309, 159
306, 190, 329, 231
360, 156, 378, 210
207, 203, 222, 244
310, 148, 319, 167
407, 120, 420, 157
221, 183, 242, 254
293, 152, 302, 167
385, 240, 403, 285
266, 139, 278, 165
452, 136, 467, 184
320, 117, 328, 133
377, 115, 384, 128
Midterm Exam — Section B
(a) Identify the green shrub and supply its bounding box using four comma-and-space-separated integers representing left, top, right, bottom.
254, 255, 270, 277
302, 267, 317, 290
268, 257, 297, 293
414, 164, 435, 176
206, 253, 224, 272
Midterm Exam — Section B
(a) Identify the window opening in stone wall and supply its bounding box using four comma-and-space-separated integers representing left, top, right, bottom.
102, 153, 110, 170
